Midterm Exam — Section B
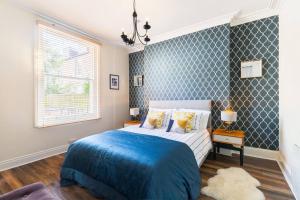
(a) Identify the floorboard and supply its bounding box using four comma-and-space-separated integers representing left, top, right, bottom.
0, 153, 295, 200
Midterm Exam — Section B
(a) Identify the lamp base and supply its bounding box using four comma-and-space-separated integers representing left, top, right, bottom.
131, 115, 139, 121
219, 122, 233, 133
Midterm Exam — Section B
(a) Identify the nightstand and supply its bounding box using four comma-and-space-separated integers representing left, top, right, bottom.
212, 129, 245, 166
124, 120, 141, 128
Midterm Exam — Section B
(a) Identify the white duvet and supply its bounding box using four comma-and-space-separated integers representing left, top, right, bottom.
120, 125, 212, 166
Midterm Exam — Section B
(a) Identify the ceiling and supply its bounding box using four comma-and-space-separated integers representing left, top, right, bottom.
10, 0, 275, 45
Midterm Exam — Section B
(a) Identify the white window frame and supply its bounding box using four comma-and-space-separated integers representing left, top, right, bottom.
34, 20, 101, 128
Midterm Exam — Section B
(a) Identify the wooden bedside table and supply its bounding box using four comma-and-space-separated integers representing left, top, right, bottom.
212, 129, 245, 166
124, 120, 141, 128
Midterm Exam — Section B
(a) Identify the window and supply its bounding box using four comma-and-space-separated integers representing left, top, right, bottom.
35, 22, 100, 127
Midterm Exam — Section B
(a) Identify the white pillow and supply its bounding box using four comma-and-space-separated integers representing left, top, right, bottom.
178, 109, 210, 130
148, 108, 175, 128
199, 111, 210, 131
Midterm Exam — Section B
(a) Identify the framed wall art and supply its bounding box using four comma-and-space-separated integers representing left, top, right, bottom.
241, 60, 262, 78
134, 75, 144, 87
110, 74, 119, 90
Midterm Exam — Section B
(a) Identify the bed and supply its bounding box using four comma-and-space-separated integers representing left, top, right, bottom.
60, 100, 212, 200
121, 125, 212, 167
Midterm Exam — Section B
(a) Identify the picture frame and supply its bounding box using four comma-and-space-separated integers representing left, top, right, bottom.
110, 74, 119, 90
241, 60, 263, 78
134, 75, 144, 87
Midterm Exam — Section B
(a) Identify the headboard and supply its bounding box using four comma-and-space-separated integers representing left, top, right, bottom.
149, 100, 212, 133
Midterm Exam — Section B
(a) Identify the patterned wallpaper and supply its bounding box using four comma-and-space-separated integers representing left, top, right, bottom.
129, 51, 145, 114
129, 16, 279, 150
130, 24, 231, 129
230, 16, 279, 150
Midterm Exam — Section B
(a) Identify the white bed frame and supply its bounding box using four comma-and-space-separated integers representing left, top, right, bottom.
149, 100, 212, 133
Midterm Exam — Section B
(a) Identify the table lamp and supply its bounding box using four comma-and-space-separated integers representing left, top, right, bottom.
130, 108, 140, 121
221, 106, 237, 132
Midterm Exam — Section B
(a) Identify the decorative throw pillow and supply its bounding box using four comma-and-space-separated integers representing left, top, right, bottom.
170, 118, 189, 133
142, 111, 165, 129
148, 108, 175, 128
139, 116, 147, 128
166, 119, 174, 132
178, 109, 211, 130
170, 112, 195, 133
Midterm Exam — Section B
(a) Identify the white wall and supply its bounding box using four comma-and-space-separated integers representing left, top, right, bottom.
0, 1, 129, 164
279, 0, 300, 198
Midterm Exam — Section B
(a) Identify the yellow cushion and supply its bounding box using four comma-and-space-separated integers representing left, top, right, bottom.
144, 111, 165, 128
172, 112, 195, 132
177, 119, 188, 129
148, 118, 157, 126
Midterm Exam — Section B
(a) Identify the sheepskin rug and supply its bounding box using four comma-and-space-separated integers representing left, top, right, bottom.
201, 167, 265, 200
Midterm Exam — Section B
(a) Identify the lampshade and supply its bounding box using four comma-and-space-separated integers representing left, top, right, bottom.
221, 110, 237, 122
130, 108, 139, 116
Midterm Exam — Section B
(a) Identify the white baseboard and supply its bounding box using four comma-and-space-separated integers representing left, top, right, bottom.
277, 153, 298, 200
218, 146, 279, 161
244, 146, 279, 160
0, 145, 68, 172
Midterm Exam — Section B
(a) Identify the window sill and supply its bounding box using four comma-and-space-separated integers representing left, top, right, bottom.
35, 116, 102, 128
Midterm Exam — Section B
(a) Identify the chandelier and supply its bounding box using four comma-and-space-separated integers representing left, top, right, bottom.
121, 0, 151, 46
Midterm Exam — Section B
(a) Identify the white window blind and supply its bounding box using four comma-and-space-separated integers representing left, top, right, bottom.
35, 22, 100, 127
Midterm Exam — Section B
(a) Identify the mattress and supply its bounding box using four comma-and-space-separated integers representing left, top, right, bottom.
120, 125, 212, 166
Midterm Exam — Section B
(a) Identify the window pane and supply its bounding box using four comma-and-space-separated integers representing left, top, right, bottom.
45, 76, 91, 117
41, 27, 95, 79
36, 23, 100, 127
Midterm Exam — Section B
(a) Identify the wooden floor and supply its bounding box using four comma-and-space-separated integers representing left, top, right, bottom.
0, 154, 295, 200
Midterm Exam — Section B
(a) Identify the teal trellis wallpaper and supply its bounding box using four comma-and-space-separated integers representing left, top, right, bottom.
130, 24, 231, 130
129, 16, 279, 150
230, 16, 279, 150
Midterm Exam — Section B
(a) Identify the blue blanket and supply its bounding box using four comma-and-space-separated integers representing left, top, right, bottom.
60, 130, 200, 200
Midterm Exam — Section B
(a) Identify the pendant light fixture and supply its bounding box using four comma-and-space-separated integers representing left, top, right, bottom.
121, 0, 151, 46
